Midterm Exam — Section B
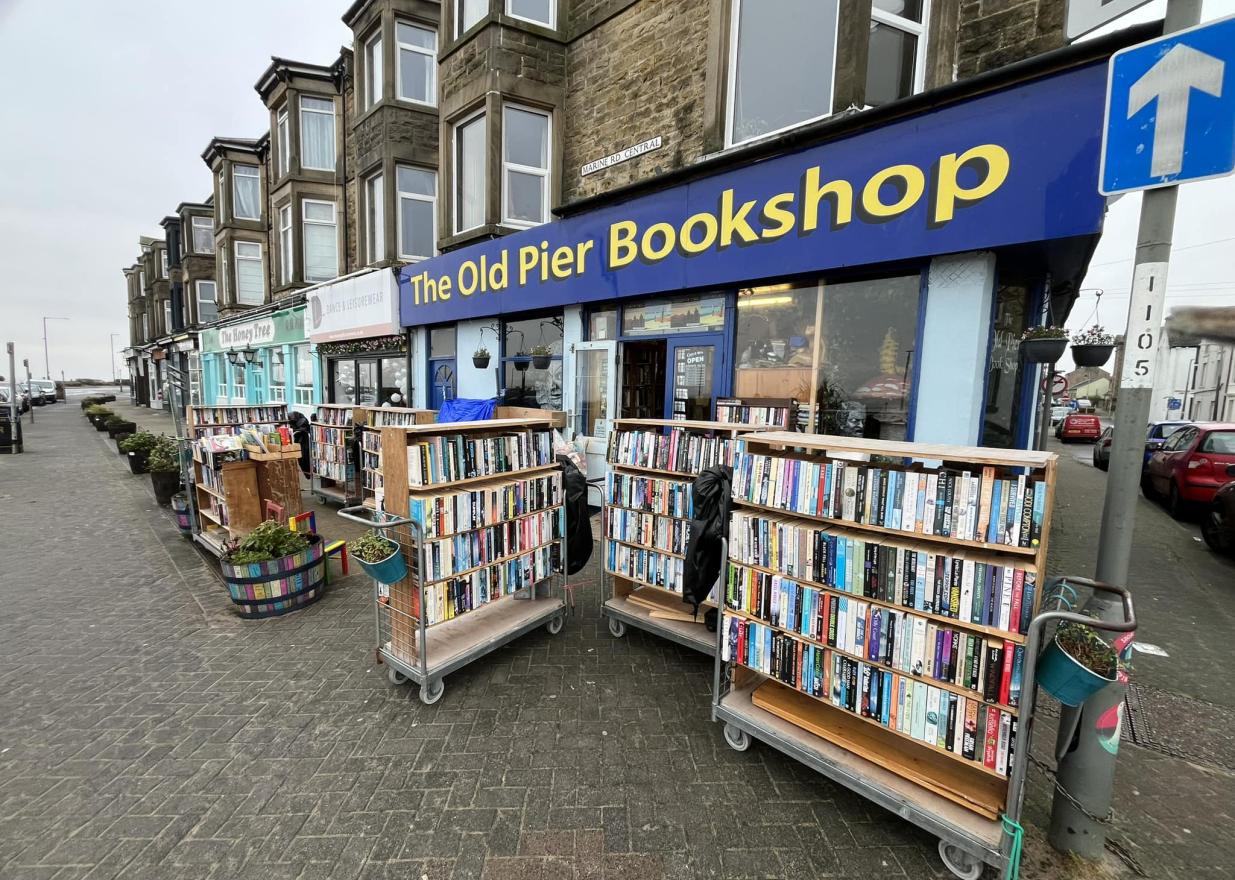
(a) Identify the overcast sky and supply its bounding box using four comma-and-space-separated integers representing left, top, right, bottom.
0, 0, 1230, 380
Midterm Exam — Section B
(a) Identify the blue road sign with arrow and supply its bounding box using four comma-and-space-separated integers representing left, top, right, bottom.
1101, 15, 1235, 195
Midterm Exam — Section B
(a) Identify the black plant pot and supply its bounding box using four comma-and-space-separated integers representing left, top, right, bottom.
94, 418, 111, 432
1071, 344, 1114, 368
150, 470, 181, 506
1021, 337, 1068, 364
107, 421, 137, 438
532, 355, 551, 370
514, 360, 529, 372
127, 451, 150, 475
114, 431, 134, 452
472, 355, 490, 369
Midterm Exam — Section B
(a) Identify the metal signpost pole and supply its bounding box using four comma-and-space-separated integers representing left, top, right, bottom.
23, 360, 33, 424
1050, 0, 1205, 857
6, 343, 18, 439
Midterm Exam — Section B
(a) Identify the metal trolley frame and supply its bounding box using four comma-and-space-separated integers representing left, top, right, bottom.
712, 573, 1135, 879
340, 497, 568, 705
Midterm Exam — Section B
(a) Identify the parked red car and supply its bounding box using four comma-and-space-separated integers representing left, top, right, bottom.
1056, 413, 1102, 443
1143, 423, 1235, 518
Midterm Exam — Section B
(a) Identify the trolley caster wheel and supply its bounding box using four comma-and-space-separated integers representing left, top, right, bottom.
723, 723, 751, 752
938, 840, 983, 880
608, 618, 626, 638
386, 666, 407, 686
546, 614, 564, 635
420, 679, 445, 705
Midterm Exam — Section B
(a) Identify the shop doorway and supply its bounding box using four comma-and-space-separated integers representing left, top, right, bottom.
328, 355, 409, 408
619, 340, 665, 419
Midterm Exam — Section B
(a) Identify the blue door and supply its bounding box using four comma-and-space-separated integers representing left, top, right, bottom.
428, 359, 455, 409
665, 335, 726, 421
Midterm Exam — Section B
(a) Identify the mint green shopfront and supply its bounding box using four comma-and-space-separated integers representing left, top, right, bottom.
198, 304, 322, 415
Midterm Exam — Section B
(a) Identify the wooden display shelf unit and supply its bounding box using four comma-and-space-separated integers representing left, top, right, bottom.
191, 459, 262, 555
370, 416, 567, 704
713, 429, 1057, 879
602, 418, 764, 655
357, 406, 436, 510
715, 397, 799, 430
310, 404, 368, 505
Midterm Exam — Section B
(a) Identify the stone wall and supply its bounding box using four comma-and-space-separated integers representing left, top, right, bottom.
955, 0, 1066, 77
561, 0, 710, 204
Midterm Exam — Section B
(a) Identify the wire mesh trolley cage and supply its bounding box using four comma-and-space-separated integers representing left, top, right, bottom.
709, 431, 1134, 878
339, 417, 567, 704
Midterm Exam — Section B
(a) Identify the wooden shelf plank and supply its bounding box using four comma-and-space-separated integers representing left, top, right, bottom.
604, 594, 715, 654
608, 461, 698, 481
604, 566, 685, 598
612, 418, 765, 432
606, 502, 692, 523
407, 462, 559, 492
742, 430, 1055, 469
604, 536, 686, 561
387, 417, 551, 435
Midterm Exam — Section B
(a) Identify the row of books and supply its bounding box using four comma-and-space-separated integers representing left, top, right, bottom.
312, 426, 351, 447
605, 541, 684, 592
313, 459, 350, 482
406, 430, 554, 487
409, 472, 562, 540
191, 405, 286, 426
369, 409, 422, 427
733, 453, 1046, 549
608, 428, 744, 475
723, 614, 1017, 776
725, 566, 1024, 707
421, 509, 561, 584
715, 399, 795, 429
606, 508, 689, 553
605, 471, 693, 520
729, 511, 1037, 636
414, 544, 561, 626
313, 407, 354, 427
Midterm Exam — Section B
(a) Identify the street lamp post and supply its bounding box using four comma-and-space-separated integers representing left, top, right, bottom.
109, 333, 120, 382
42, 316, 69, 380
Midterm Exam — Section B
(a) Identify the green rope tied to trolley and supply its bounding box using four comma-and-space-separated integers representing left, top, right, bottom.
1001, 814, 1024, 880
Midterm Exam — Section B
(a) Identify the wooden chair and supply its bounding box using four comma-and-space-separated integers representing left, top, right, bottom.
289, 511, 349, 583
264, 500, 285, 522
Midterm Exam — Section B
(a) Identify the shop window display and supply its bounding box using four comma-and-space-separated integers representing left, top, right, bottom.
502, 313, 563, 410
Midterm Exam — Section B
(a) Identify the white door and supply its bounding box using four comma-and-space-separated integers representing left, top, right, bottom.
572, 340, 617, 501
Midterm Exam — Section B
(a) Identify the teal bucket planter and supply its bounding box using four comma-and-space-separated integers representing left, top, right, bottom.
357, 545, 407, 584
1036, 633, 1117, 707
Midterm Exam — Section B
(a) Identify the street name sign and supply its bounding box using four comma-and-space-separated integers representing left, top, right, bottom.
1100, 15, 1235, 195
1067, 0, 1153, 41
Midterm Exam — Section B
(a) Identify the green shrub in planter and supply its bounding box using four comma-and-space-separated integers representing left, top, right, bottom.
147, 436, 182, 506
225, 519, 311, 565
120, 430, 158, 474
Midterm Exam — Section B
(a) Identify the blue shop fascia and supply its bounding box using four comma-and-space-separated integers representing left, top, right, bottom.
396, 32, 1144, 472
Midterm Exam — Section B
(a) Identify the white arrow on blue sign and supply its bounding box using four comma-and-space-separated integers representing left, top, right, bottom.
1100, 14, 1235, 195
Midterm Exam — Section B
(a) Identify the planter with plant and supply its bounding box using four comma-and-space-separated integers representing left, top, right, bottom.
86, 404, 113, 429
472, 346, 491, 369
119, 431, 158, 474
349, 530, 407, 583
1037, 620, 1122, 707
146, 436, 182, 505
105, 415, 137, 439
1070, 325, 1115, 367
220, 520, 325, 619
1020, 326, 1069, 364
530, 345, 553, 370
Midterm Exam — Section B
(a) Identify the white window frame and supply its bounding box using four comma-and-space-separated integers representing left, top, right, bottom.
506, 0, 555, 29
142, 312, 150, 341
139, 269, 147, 291
276, 105, 290, 177
293, 344, 314, 405
270, 347, 287, 402
234, 241, 265, 306
724, 0, 840, 148
279, 204, 293, 285
299, 95, 337, 171
453, 109, 487, 234
217, 355, 229, 403
302, 199, 338, 283
163, 300, 172, 335
232, 164, 261, 221
397, 165, 437, 262
159, 250, 168, 278
196, 280, 218, 324
190, 216, 214, 254
231, 357, 246, 402
501, 103, 551, 229
220, 251, 229, 304
395, 20, 437, 107
868, 0, 930, 101
457, 0, 487, 37
364, 30, 383, 110
365, 171, 385, 264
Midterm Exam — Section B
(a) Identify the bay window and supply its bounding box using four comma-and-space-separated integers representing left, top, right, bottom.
364, 31, 382, 109
365, 171, 385, 264
866, 0, 928, 107
397, 165, 436, 261
454, 112, 486, 233
163, 300, 171, 335
279, 204, 293, 285
234, 241, 264, 305
507, 0, 554, 28
300, 96, 336, 170
396, 21, 437, 106
191, 216, 213, 253
303, 200, 338, 282
232, 164, 261, 220
458, 0, 486, 35
277, 105, 289, 177
726, 0, 838, 146
196, 280, 218, 324
502, 105, 550, 227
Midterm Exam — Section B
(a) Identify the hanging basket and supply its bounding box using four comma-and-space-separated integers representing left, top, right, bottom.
532, 354, 552, 370
356, 544, 408, 584
514, 359, 529, 372
1071, 344, 1115, 368
1036, 632, 1118, 707
221, 534, 326, 619
472, 355, 490, 369
1021, 337, 1068, 364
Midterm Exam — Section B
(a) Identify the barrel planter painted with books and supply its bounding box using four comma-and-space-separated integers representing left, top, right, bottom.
1036, 633, 1117, 706
221, 534, 326, 619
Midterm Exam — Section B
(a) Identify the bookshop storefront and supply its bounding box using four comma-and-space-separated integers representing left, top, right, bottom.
304, 269, 411, 410
200, 304, 317, 415
399, 51, 1112, 465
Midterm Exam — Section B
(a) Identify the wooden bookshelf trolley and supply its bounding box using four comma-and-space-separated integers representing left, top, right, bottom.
340, 417, 567, 704
602, 418, 761, 655
711, 430, 1094, 878
309, 404, 363, 504
187, 404, 289, 556
356, 407, 437, 510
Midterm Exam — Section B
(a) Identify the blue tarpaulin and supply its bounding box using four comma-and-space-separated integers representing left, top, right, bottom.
437, 398, 498, 423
